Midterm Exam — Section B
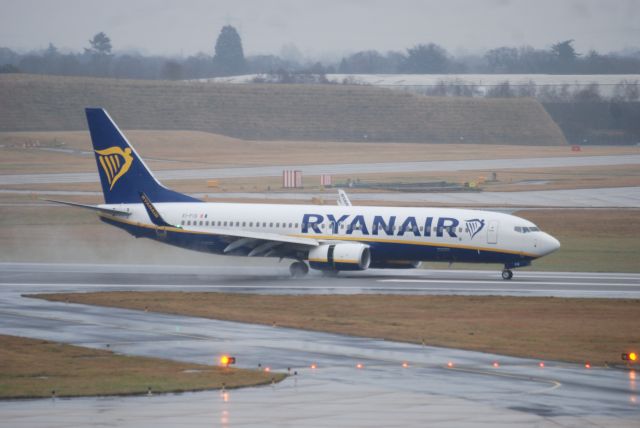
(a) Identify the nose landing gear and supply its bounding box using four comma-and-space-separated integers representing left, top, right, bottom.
501, 269, 513, 280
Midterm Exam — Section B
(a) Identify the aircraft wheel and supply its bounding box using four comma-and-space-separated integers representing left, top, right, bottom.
289, 261, 309, 278
501, 269, 513, 280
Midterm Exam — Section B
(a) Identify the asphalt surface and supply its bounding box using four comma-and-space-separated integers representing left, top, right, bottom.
1, 154, 639, 185
1, 263, 639, 427
199, 186, 640, 208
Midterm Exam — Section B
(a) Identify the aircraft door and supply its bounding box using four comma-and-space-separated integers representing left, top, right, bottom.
487, 220, 498, 244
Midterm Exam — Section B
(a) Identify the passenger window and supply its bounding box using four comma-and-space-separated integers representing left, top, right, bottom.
249, 222, 253, 227
263, 222, 267, 227
288, 223, 292, 228
223, 221, 227, 226
181, 220, 185, 225
295, 223, 299, 228
242, 222, 246, 227
270, 222, 273, 227
199, 221, 203, 226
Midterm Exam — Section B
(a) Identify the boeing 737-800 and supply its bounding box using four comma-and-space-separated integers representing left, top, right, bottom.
49, 108, 560, 280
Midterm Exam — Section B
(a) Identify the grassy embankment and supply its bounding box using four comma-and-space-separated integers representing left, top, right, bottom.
0, 334, 284, 399
32, 293, 640, 367
0, 74, 566, 145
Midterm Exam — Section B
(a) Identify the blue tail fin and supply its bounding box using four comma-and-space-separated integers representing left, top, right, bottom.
85, 108, 201, 204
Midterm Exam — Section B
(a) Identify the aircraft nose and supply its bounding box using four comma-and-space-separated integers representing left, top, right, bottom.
540, 233, 561, 256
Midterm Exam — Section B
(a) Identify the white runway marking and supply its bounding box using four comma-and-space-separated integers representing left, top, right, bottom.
377, 279, 639, 287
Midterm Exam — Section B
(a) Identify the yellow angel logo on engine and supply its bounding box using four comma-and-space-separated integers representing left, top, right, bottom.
95, 146, 134, 190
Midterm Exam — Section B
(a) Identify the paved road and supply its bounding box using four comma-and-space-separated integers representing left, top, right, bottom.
3, 263, 640, 298
3, 186, 640, 208
1, 154, 639, 185
1, 263, 639, 427
197, 186, 640, 208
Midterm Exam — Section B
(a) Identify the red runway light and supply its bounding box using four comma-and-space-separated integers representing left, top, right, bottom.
356, 363, 364, 369
310, 363, 317, 369
585, 362, 591, 369
447, 361, 454, 368
402, 362, 409, 368
492, 362, 499, 368
539, 362, 545, 368
264, 367, 271, 373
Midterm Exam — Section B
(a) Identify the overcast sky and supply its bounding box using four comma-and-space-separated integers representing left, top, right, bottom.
2, 0, 639, 59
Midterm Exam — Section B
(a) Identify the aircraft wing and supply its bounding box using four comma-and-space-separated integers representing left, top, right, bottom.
171, 224, 320, 257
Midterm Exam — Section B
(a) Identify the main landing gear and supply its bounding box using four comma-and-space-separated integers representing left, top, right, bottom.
289, 261, 309, 278
501, 269, 513, 280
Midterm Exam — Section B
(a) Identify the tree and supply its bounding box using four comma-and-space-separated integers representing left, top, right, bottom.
551, 40, 578, 72
84, 32, 113, 77
212, 25, 246, 76
485, 47, 519, 73
551, 40, 578, 62
400, 43, 449, 73
338, 50, 399, 74
85, 32, 112, 56
161, 60, 183, 80
486, 81, 515, 98
0, 64, 21, 73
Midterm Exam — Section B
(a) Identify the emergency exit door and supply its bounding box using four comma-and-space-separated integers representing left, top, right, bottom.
487, 220, 498, 244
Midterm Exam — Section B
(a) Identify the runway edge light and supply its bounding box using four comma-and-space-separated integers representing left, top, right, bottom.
622, 352, 638, 362
220, 355, 236, 367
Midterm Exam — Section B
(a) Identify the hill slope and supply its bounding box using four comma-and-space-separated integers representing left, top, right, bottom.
0, 74, 566, 145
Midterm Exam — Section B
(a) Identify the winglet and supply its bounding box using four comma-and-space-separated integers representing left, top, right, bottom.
337, 189, 352, 206
139, 192, 174, 227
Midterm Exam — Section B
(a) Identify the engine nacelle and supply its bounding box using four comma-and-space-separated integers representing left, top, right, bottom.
369, 260, 422, 269
308, 243, 371, 271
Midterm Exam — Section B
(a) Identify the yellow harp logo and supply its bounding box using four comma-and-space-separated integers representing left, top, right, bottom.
95, 146, 134, 190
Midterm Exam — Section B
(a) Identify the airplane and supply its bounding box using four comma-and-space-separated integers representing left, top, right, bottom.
48, 108, 560, 280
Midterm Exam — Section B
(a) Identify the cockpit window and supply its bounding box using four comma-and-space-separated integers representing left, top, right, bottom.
514, 226, 541, 233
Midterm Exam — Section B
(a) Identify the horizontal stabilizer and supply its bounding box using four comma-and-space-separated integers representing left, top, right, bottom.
43, 199, 131, 216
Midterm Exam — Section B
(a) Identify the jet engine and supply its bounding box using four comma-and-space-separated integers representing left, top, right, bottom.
308, 243, 371, 271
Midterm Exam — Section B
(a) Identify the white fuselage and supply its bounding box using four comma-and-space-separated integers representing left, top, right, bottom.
101, 202, 560, 263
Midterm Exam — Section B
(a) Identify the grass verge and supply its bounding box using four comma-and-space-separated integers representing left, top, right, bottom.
31, 293, 640, 367
0, 334, 284, 399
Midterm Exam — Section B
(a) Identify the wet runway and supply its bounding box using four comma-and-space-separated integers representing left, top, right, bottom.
1, 263, 639, 427
1, 154, 639, 185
